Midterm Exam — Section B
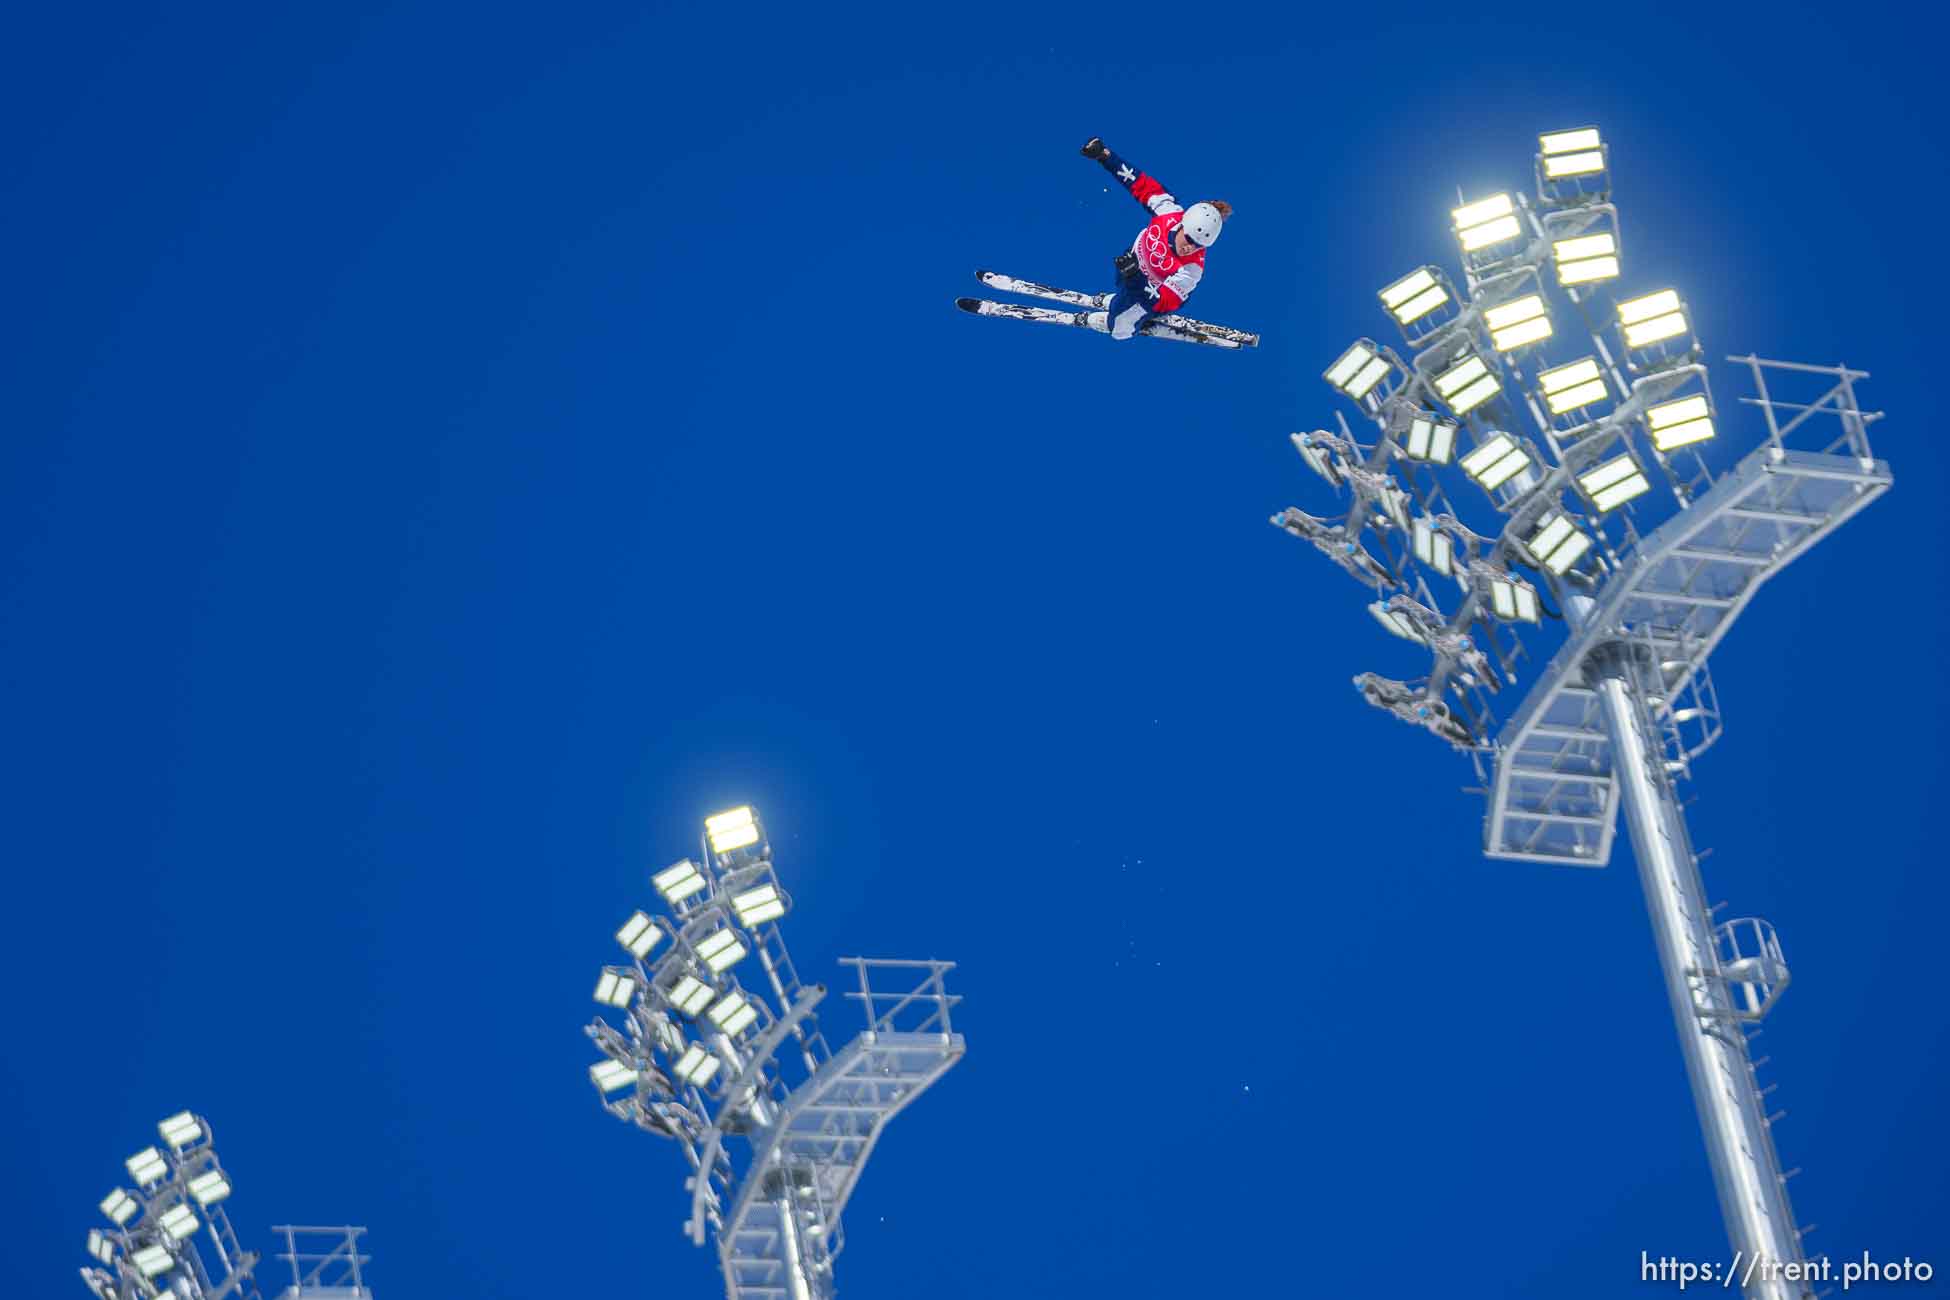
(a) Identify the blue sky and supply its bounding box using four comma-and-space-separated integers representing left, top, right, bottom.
4, 2, 1945, 1297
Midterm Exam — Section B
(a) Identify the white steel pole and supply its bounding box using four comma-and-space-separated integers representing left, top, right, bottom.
1584, 627, 1810, 1300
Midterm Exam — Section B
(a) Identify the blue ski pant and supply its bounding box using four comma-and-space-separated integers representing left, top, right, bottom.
1105, 263, 1152, 340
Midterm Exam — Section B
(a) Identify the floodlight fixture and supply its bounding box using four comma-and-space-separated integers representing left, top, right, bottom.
668, 974, 714, 1017
671, 1044, 721, 1087
157, 1204, 199, 1242
131, 1245, 173, 1278
1578, 454, 1653, 512
1411, 518, 1454, 576
158, 1112, 202, 1149
1368, 601, 1421, 641
1433, 354, 1501, 417
1379, 267, 1449, 326
1488, 576, 1541, 623
1646, 394, 1717, 451
706, 991, 758, 1037
1553, 232, 1620, 285
705, 806, 761, 855
186, 1170, 231, 1207
1484, 294, 1552, 352
100, 1189, 138, 1226
1400, 415, 1457, 464
617, 911, 662, 959
1525, 512, 1593, 575
126, 1147, 167, 1187
730, 884, 786, 927
1539, 127, 1606, 178
1291, 431, 1344, 486
87, 1229, 115, 1264
590, 1059, 637, 1093
594, 970, 637, 1009
1459, 433, 1531, 491
1325, 340, 1394, 401
695, 929, 747, 974
1618, 289, 1690, 349
654, 1016, 685, 1057
1453, 193, 1522, 253
653, 859, 708, 906
1538, 357, 1610, 416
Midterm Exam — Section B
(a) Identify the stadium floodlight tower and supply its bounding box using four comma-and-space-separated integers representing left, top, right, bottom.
82, 1111, 263, 1300
1277, 126, 1890, 1299
81, 1115, 377, 1300
585, 804, 965, 1300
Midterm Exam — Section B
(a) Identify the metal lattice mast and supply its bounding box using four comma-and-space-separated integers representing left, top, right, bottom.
585, 804, 965, 1300
1278, 128, 1890, 1299
82, 1113, 265, 1300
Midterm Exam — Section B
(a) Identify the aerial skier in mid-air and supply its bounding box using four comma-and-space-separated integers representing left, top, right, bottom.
956, 138, 1259, 348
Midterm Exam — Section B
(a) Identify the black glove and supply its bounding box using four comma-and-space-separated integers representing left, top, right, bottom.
1080, 137, 1108, 162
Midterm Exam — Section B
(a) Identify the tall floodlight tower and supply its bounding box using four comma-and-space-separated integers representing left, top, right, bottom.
80, 1112, 263, 1300
1277, 127, 1889, 1299
585, 804, 965, 1300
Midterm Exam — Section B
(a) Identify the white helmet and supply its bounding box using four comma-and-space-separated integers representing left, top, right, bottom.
1181, 201, 1224, 248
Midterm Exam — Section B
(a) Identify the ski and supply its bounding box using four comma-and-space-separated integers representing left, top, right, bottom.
976, 269, 1108, 310
974, 270, 1260, 348
955, 297, 1243, 349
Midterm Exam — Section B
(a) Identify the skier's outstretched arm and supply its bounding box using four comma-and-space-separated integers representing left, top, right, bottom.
1080, 137, 1183, 217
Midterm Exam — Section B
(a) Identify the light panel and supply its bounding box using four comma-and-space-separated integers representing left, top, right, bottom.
1290, 431, 1339, 483
186, 1170, 231, 1207
616, 911, 662, 959
1411, 518, 1454, 577
652, 859, 707, 906
100, 1189, 138, 1226
1552, 231, 1619, 285
1379, 267, 1449, 325
158, 1112, 202, 1149
1578, 454, 1652, 511
656, 1017, 686, 1056
668, 974, 714, 1017
1540, 127, 1600, 154
1618, 289, 1689, 349
1368, 601, 1420, 641
1453, 193, 1522, 252
1528, 513, 1593, 575
1538, 358, 1609, 415
126, 1148, 167, 1187
157, 1204, 198, 1242
1484, 294, 1551, 351
730, 884, 786, 927
132, 1245, 172, 1278
1646, 394, 1717, 450
1434, 354, 1500, 416
1400, 416, 1456, 464
1540, 127, 1606, 178
87, 1229, 116, 1264
1489, 577, 1541, 623
1459, 433, 1530, 490
594, 970, 636, 1008
590, 1059, 636, 1093
1552, 232, 1614, 286
695, 928, 748, 974
705, 806, 761, 854
1325, 342, 1393, 400
707, 992, 759, 1037
672, 1044, 721, 1086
